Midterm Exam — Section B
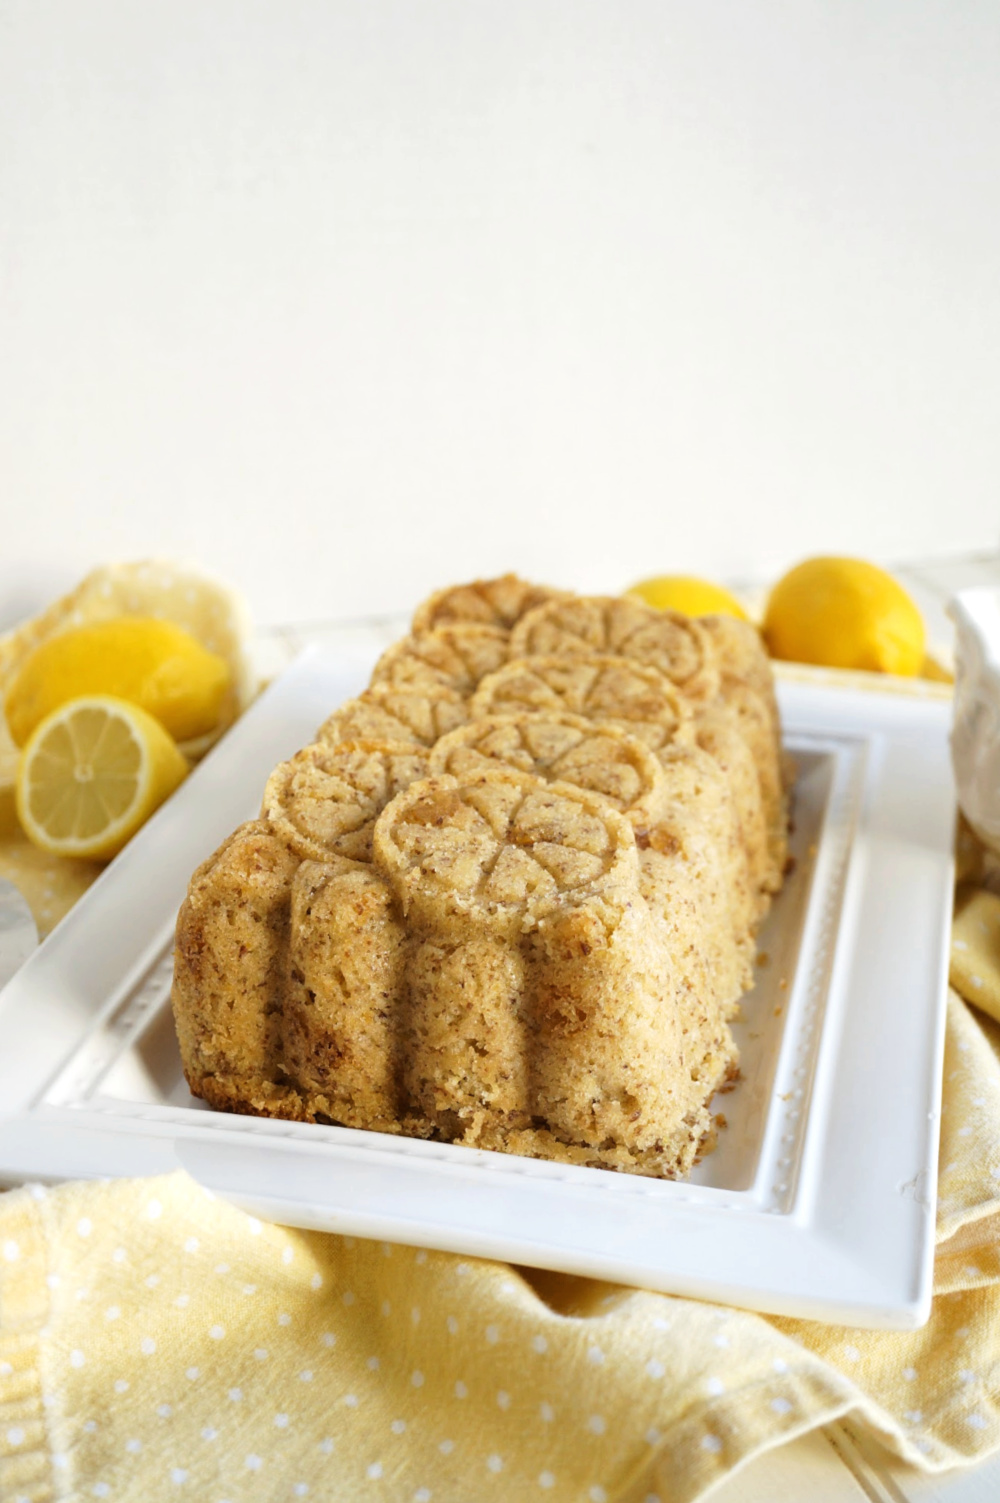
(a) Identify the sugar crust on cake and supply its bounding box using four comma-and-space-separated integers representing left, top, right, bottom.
171, 575, 788, 1180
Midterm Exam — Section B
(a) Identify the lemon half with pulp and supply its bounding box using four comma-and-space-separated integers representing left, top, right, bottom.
16, 696, 189, 860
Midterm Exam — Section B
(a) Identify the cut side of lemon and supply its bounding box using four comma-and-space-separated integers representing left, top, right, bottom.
16, 696, 189, 860
0, 559, 256, 789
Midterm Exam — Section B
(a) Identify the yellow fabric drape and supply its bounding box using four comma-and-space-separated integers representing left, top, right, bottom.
4, 994, 1000, 1501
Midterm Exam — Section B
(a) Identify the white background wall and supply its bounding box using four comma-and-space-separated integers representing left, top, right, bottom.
1, 1, 998, 628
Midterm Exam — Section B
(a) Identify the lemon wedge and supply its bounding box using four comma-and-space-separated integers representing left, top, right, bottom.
16, 696, 189, 860
626, 575, 748, 620
5, 617, 231, 748
762, 557, 926, 676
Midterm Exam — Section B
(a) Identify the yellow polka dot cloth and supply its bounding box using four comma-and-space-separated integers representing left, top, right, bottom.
0, 981, 998, 1501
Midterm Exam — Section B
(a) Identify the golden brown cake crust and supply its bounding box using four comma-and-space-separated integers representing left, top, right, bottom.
172, 820, 302, 1113
428, 712, 667, 825
262, 739, 431, 863
471, 654, 695, 752
411, 574, 570, 635
318, 682, 468, 748
510, 597, 721, 703
370, 625, 510, 697
173, 573, 790, 1181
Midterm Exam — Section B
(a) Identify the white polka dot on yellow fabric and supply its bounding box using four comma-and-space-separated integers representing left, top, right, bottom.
5, 959, 1000, 1503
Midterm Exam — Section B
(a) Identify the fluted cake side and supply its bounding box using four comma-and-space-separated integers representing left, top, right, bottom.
171, 574, 788, 1179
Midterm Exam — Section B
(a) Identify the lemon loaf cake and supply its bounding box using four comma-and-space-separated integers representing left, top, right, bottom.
171, 574, 788, 1178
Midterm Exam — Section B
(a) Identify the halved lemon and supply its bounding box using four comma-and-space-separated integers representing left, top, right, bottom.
16, 696, 189, 860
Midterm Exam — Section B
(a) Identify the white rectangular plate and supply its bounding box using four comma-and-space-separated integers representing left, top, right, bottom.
0, 649, 955, 1328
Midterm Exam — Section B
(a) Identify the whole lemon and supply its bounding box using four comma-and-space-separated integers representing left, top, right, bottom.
5, 617, 231, 747
762, 557, 926, 675
626, 575, 748, 620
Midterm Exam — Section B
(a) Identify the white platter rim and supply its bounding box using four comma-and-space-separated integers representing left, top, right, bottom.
0, 649, 956, 1327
